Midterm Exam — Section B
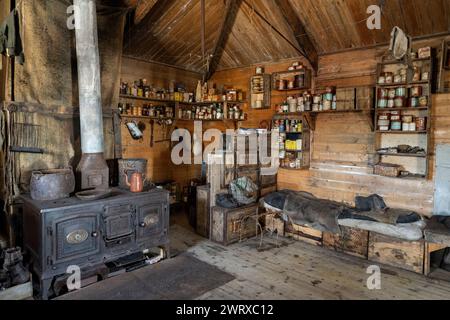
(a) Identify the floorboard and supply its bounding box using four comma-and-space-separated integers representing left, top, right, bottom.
169, 224, 450, 300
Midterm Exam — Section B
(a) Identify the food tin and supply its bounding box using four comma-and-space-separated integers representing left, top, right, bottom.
390, 121, 402, 131
394, 97, 405, 108
411, 86, 422, 97
387, 99, 395, 108
378, 88, 388, 98
422, 72, 430, 81
395, 87, 407, 97
402, 115, 414, 123
378, 98, 388, 108
378, 125, 390, 131
408, 123, 416, 131
394, 74, 402, 83
410, 97, 419, 108
385, 72, 394, 84
388, 89, 396, 99
402, 123, 410, 131
323, 93, 333, 101
378, 119, 390, 127
378, 76, 386, 84
419, 96, 428, 107
416, 117, 427, 131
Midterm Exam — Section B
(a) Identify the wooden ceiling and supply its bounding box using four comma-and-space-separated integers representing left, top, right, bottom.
122, 0, 450, 73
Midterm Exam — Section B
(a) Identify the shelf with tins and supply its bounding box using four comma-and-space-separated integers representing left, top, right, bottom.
272, 114, 310, 170
272, 62, 311, 92
374, 50, 434, 179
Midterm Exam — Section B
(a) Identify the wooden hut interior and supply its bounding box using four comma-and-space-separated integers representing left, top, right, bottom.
1, 0, 450, 301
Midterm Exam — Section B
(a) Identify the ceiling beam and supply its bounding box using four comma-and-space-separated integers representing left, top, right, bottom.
134, 0, 159, 24
124, 0, 176, 50
274, 0, 318, 72
204, 0, 243, 81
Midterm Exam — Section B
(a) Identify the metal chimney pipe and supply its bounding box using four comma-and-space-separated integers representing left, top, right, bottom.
74, 0, 109, 190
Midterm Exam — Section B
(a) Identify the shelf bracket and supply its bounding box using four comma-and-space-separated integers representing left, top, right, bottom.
303, 113, 315, 131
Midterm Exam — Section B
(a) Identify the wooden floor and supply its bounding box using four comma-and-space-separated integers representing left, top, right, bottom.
170, 224, 450, 300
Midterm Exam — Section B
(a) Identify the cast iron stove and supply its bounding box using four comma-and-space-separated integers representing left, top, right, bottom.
21, 188, 170, 299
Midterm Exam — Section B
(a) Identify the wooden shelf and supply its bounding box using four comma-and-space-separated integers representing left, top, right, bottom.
377, 152, 427, 158
176, 118, 226, 122
120, 114, 174, 120
119, 95, 176, 103
376, 130, 428, 134
377, 82, 408, 87
376, 107, 429, 112
274, 87, 309, 92
309, 109, 364, 114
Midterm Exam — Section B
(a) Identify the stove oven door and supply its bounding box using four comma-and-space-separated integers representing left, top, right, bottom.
136, 203, 166, 240
102, 204, 134, 246
51, 213, 100, 265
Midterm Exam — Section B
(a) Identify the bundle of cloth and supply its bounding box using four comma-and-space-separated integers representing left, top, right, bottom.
263, 190, 426, 241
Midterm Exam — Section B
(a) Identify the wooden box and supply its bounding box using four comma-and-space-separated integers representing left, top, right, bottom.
260, 185, 277, 197
336, 88, 356, 110
260, 173, 277, 187
323, 226, 369, 258
373, 163, 402, 177
265, 214, 284, 236
210, 204, 258, 246
196, 185, 210, 238
368, 233, 425, 274
285, 223, 323, 246
356, 86, 374, 110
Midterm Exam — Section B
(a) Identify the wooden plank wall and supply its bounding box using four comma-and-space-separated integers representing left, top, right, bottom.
120, 36, 450, 215
278, 36, 450, 217
120, 57, 202, 183
210, 57, 312, 128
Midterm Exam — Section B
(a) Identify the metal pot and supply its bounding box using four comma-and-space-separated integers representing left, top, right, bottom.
30, 168, 75, 201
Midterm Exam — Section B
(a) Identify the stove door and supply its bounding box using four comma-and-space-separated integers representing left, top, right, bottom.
53, 213, 100, 264
136, 203, 165, 239
103, 204, 134, 241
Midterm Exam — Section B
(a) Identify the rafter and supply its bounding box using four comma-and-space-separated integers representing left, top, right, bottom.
134, 0, 159, 24
274, 0, 318, 72
123, 0, 176, 50
204, 0, 243, 81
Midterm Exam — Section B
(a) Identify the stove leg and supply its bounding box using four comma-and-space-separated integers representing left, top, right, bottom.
34, 277, 53, 300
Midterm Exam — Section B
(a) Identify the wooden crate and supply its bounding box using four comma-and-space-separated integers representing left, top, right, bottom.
368, 233, 425, 274
323, 226, 369, 258
236, 167, 259, 184
264, 214, 284, 236
260, 185, 277, 197
336, 88, 356, 110
196, 185, 210, 238
285, 223, 323, 246
424, 242, 448, 276
210, 204, 258, 246
260, 173, 277, 187
356, 86, 374, 110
